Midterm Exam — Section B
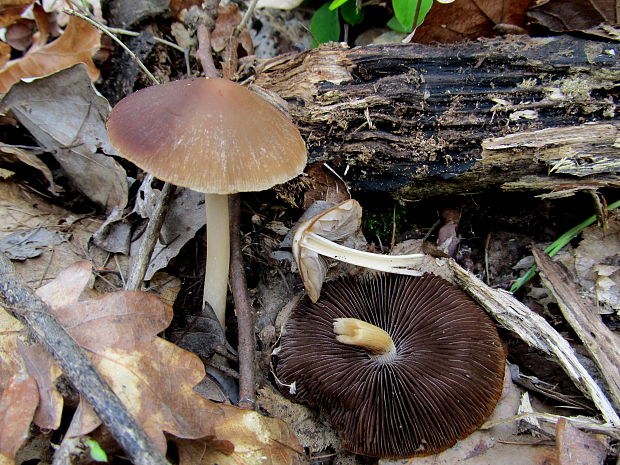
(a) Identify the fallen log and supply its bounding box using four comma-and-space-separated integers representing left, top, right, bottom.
251, 35, 620, 199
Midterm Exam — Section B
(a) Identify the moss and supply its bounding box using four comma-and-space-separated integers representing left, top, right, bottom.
361, 199, 412, 246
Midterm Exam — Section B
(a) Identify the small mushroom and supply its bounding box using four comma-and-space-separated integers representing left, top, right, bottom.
276, 273, 505, 458
292, 199, 425, 302
107, 77, 307, 327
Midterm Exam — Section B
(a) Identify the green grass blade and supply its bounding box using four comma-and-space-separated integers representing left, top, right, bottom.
509, 199, 620, 294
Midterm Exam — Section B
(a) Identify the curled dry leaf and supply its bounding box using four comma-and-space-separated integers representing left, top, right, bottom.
0, 0, 34, 28
0, 15, 100, 93
177, 409, 303, 465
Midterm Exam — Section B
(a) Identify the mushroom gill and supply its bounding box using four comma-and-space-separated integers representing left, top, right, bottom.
275, 273, 505, 458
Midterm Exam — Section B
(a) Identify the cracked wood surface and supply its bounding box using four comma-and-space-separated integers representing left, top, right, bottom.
252, 35, 620, 199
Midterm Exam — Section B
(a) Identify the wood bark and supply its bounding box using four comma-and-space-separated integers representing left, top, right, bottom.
251, 35, 620, 199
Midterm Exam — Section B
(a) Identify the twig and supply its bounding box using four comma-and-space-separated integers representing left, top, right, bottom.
449, 259, 620, 426
481, 412, 620, 439
125, 177, 176, 291
534, 248, 620, 411
229, 194, 256, 409
233, 0, 259, 38
0, 253, 170, 465
196, 24, 219, 78
106, 26, 186, 52
63, 9, 159, 86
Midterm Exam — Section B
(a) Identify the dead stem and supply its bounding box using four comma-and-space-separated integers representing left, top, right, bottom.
229, 194, 256, 409
125, 178, 176, 291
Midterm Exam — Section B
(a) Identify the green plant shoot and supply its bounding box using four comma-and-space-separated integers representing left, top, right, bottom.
85, 439, 108, 462
510, 199, 620, 294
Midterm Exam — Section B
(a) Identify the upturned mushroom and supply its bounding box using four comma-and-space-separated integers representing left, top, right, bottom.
276, 272, 505, 458
106, 77, 307, 327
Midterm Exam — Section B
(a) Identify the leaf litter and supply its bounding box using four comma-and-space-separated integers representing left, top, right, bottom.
0, 260, 301, 464
0, 1, 619, 464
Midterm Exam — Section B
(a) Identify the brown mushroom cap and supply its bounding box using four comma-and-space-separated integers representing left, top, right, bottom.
106, 77, 307, 194
276, 273, 505, 458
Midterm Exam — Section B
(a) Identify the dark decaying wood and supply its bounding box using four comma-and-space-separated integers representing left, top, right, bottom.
251, 35, 619, 199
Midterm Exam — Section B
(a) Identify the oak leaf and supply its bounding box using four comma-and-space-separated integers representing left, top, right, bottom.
0, 15, 100, 93
413, 0, 532, 43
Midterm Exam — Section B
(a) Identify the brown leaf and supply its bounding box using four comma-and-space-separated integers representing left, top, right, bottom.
303, 164, 350, 209
528, 0, 617, 32
36, 260, 93, 307
170, 0, 204, 19
0, 0, 33, 28
52, 291, 173, 352
35, 266, 300, 461
556, 417, 608, 465
17, 341, 62, 430
177, 410, 302, 465
211, 2, 254, 79
0, 15, 100, 93
413, 0, 533, 44
0, 364, 39, 463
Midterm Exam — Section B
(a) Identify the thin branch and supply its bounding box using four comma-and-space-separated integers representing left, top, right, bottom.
64, 9, 159, 85
233, 0, 259, 38
0, 253, 170, 465
229, 194, 256, 409
196, 23, 219, 78
125, 178, 176, 291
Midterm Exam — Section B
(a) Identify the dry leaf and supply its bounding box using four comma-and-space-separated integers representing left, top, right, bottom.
0, 365, 39, 464
529, 0, 617, 32
556, 417, 608, 465
0, 310, 45, 464
1, 64, 128, 213
177, 409, 302, 465
34, 263, 301, 461
575, 217, 620, 313
17, 342, 62, 430
0, 0, 33, 28
0, 144, 56, 192
0, 180, 100, 288
0, 15, 100, 93
413, 0, 532, 44
303, 164, 350, 209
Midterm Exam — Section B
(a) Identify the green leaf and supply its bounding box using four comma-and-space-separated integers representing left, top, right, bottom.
392, 0, 432, 31
329, 0, 350, 11
387, 15, 410, 32
311, 2, 341, 47
85, 439, 108, 462
341, 0, 364, 25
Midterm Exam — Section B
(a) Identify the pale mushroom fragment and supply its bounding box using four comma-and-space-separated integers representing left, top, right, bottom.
107, 77, 307, 327
292, 199, 425, 301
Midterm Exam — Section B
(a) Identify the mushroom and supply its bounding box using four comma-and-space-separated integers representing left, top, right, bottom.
106, 77, 307, 327
275, 272, 505, 458
292, 199, 425, 302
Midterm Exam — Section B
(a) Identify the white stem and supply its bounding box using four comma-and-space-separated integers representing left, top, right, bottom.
301, 232, 425, 275
203, 193, 230, 328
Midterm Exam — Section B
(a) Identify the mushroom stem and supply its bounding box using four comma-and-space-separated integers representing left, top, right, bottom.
203, 193, 230, 328
300, 231, 425, 275
334, 318, 396, 360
